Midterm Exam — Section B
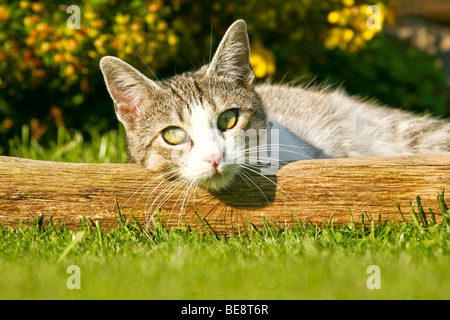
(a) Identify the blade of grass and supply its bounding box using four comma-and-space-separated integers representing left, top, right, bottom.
57, 231, 85, 263
428, 208, 436, 225
395, 204, 407, 223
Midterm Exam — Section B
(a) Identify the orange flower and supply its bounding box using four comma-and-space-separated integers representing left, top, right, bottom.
65, 64, 75, 76
148, 3, 160, 12
40, 42, 51, 52
30, 15, 40, 24
53, 53, 63, 63
31, 2, 43, 12
33, 69, 46, 78
0, 5, 10, 20
26, 36, 36, 46
2, 118, 14, 129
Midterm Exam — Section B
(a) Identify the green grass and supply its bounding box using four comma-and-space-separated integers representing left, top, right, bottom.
1, 126, 450, 299
0, 196, 449, 300
6, 124, 128, 163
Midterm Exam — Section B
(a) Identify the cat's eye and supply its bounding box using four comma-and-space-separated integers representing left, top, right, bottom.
217, 109, 238, 132
162, 126, 188, 145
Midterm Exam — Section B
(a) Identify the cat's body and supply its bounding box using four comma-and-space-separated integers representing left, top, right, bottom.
100, 20, 450, 193
258, 83, 450, 159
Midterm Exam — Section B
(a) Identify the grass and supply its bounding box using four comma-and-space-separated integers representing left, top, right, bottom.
0, 195, 449, 300
1, 126, 449, 299
6, 124, 128, 163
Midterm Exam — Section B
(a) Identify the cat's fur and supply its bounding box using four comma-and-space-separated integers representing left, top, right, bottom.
100, 20, 450, 192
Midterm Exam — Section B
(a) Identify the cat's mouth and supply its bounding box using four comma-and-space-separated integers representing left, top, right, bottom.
190, 163, 241, 192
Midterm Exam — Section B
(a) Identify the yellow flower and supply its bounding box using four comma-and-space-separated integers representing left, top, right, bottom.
88, 50, 98, 59
324, 27, 342, 50
36, 22, 49, 33
327, 11, 340, 24
115, 13, 130, 25
87, 28, 99, 38
40, 42, 51, 52
360, 4, 370, 15
64, 27, 76, 36
125, 45, 133, 54
65, 65, 75, 76
167, 34, 178, 46
342, 28, 354, 42
63, 52, 73, 62
19, 1, 29, 9
66, 39, 78, 51
133, 33, 144, 44
338, 42, 347, 50
23, 16, 33, 26
342, 0, 355, 7
157, 21, 168, 31
145, 13, 156, 24
250, 40, 276, 78
361, 29, 376, 41
85, 10, 95, 20
353, 35, 365, 48
131, 23, 141, 32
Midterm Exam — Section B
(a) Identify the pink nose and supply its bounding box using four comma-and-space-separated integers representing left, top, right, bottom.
202, 153, 223, 168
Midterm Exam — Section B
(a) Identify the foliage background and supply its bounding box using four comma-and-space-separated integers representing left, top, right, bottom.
0, 0, 449, 157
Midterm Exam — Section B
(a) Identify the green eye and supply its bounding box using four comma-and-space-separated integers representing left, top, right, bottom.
163, 127, 187, 145
217, 109, 238, 132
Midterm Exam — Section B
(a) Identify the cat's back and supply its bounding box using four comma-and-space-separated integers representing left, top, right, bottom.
255, 83, 450, 157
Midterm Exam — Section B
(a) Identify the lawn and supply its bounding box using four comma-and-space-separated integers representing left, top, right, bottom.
1, 126, 449, 300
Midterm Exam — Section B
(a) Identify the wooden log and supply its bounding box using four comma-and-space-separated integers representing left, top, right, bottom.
395, 0, 450, 24
0, 154, 449, 233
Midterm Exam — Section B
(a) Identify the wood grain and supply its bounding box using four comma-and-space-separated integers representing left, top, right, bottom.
396, 0, 450, 23
0, 154, 449, 233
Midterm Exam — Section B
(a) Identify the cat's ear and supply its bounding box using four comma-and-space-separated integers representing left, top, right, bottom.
100, 56, 158, 129
206, 19, 254, 85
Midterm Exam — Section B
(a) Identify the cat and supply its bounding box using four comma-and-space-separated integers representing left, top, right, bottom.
100, 19, 450, 194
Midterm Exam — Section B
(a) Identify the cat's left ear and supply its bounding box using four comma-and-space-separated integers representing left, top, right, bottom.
206, 20, 254, 86
100, 56, 159, 130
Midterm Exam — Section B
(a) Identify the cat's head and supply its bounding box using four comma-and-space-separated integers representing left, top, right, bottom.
100, 20, 267, 191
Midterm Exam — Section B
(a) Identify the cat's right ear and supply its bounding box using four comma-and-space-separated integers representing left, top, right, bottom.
206, 20, 254, 86
100, 56, 158, 130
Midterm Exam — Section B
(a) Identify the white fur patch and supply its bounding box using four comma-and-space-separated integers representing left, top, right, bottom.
269, 120, 328, 162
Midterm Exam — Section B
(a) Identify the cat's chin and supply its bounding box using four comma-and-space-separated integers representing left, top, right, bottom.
195, 165, 241, 192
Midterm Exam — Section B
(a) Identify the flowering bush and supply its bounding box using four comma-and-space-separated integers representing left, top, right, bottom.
0, 0, 447, 153
324, 1, 390, 51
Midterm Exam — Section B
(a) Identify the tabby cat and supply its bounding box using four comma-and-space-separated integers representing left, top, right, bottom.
100, 20, 450, 193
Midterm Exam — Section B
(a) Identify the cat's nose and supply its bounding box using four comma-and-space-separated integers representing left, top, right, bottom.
202, 153, 223, 168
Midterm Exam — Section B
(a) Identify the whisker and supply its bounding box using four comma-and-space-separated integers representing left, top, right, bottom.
133, 47, 160, 81
147, 175, 192, 225
238, 171, 270, 204
235, 144, 320, 161
121, 168, 179, 210
168, 177, 193, 228
240, 164, 300, 204
178, 179, 198, 227
242, 156, 341, 201
145, 175, 185, 225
